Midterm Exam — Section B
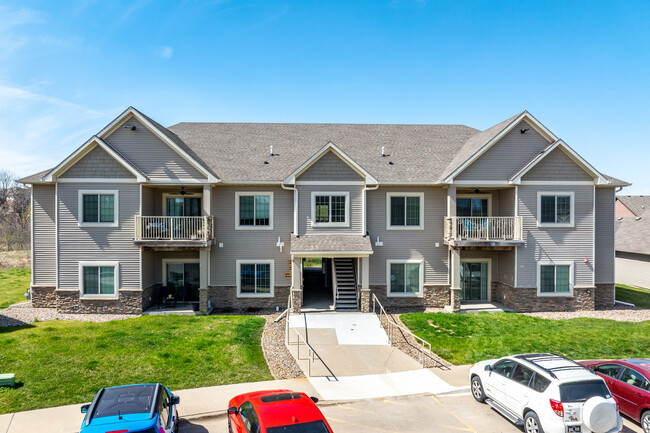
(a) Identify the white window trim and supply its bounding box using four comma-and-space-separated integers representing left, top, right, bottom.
78, 261, 119, 300
456, 193, 493, 217
162, 258, 200, 286
236, 259, 274, 298
537, 261, 574, 297
386, 259, 424, 297
459, 258, 492, 301
537, 191, 575, 227
311, 191, 350, 228
78, 190, 119, 227
235, 191, 274, 230
386, 192, 424, 230
162, 192, 203, 216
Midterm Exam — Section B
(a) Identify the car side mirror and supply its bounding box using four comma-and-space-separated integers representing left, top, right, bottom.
227, 406, 238, 415
310, 396, 319, 403
171, 395, 180, 405
81, 403, 90, 413
484, 365, 492, 372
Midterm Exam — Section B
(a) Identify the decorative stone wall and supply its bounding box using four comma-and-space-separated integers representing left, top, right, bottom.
290, 288, 302, 313
199, 288, 209, 314
491, 282, 596, 312
207, 286, 291, 312
450, 287, 461, 312
141, 284, 155, 311
360, 288, 371, 313
56, 290, 143, 314
595, 283, 615, 309
31, 286, 56, 308
367, 284, 450, 310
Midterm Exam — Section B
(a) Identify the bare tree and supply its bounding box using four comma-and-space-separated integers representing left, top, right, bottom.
0, 169, 31, 251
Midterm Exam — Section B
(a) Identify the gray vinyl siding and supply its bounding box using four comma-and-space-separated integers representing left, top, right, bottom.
298, 151, 363, 182
497, 249, 515, 286
210, 185, 293, 287
142, 249, 156, 289
57, 182, 140, 291
32, 185, 56, 285
516, 185, 594, 288
60, 145, 135, 179
595, 188, 615, 283
366, 186, 448, 285
142, 186, 155, 216
141, 186, 203, 216
522, 148, 594, 181
104, 117, 206, 181
615, 251, 650, 289
456, 121, 551, 181
298, 185, 363, 235
497, 188, 516, 216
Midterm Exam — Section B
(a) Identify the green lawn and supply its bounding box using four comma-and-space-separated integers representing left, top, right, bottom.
401, 312, 650, 365
0, 315, 271, 414
616, 284, 650, 309
0, 268, 30, 309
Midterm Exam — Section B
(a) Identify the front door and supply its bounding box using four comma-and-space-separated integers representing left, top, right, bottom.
460, 261, 488, 300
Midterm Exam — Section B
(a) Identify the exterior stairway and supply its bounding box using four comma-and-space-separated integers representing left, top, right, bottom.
333, 258, 358, 310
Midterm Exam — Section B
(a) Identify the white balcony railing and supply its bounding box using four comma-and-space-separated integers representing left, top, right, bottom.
135, 216, 213, 242
444, 216, 522, 242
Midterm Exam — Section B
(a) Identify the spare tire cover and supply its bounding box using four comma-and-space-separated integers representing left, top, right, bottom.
582, 396, 617, 433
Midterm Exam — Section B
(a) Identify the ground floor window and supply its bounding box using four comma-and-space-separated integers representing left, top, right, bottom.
387, 260, 423, 296
79, 262, 118, 298
538, 262, 573, 295
237, 260, 274, 297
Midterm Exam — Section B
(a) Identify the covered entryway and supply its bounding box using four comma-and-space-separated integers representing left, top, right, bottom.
302, 258, 333, 309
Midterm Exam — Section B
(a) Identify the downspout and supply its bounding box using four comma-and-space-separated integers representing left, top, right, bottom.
281, 181, 298, 235
362, 184, 380, 235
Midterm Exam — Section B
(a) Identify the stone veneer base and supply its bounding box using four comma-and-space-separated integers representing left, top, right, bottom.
595, 283, 615, 309
368, 284, 451, 310
56, 290, 143, 314
207, 286, 291, 312
492, 282, 596, 313
30, 285, 56, 308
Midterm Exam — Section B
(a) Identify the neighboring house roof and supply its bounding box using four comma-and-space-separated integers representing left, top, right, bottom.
615, 196, 650, 255
291, 234, 373, 255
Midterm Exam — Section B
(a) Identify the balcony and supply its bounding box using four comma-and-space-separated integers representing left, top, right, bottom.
134, 216, 214, 248
444, 216, 523, 247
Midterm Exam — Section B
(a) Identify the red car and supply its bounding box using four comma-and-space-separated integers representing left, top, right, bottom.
227, 389, 334, 433
580, 359, 650, 433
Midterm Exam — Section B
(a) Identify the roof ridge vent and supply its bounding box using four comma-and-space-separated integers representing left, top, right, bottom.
635, 216, 642, 220
381, 146, 385, 157
270, 145, 274, 156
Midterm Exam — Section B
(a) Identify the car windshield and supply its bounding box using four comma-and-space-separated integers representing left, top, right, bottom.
93, 384, 156, 418
559, 380, 611, 402
266, 420, 330, 433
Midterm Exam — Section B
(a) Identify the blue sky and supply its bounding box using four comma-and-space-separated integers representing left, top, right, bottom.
1, 0, 648, 193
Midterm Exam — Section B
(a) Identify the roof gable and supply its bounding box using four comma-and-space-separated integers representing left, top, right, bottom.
59, 145, 136, 179
297, 150, 364, 182
520, 146, 594, 182
284, 142, 378, 185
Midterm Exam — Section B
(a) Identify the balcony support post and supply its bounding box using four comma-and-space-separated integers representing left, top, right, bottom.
449, 247, 462, 313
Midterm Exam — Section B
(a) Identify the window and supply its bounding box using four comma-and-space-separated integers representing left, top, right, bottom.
387, 193, 424, 230
594, 363, 624, 379
78, 190, 118, 227
537, 192, 574, 226
538, 262, 573, 296
531, 373, 551, 393
387, 260, 423, 296
492, 359, 517, 378
620, 368, 650, 391
158, 388, 170, 428
236, 192, 273, 230
559, 380, 611, 402
79, 262, 118, 299
165, 196, 201, 216
311, 192, 349, 227
238, 401, 260, 433
511, 364, 534, 387
237, 260, 274, 297
456, 196, 490, 217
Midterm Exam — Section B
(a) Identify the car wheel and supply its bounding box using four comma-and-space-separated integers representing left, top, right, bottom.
471, 376, 486, 403
641, 410, 650, 433
524, 412, 545, 433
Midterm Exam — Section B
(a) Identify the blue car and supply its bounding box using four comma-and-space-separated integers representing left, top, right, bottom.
80, 383, 180, 433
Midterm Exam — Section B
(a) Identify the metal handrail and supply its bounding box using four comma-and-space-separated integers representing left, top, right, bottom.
371, 293, 439, 368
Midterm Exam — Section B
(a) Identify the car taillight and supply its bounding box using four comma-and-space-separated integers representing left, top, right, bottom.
549, 399, 564, 417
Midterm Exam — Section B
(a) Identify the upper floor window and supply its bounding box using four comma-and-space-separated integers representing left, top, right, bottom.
78, 190, 118, 227
538, 262, 573, 296
79, 261, 119, 299
387, 193, 424, 230
311, 192, 349, 227
236, 192, 273, 230
538, 192, 574, 227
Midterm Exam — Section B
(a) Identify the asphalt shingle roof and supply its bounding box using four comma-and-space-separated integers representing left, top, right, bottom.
616, 196, 650, 255
291, 234, 373, 254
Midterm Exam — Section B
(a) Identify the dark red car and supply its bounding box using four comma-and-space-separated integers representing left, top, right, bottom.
580, 359, 650, 433
227, 389, 334, 433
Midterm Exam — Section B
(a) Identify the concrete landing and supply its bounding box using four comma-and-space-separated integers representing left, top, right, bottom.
460, 301, 513, 313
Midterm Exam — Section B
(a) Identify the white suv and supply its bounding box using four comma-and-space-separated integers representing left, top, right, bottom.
469, 353, 623, 433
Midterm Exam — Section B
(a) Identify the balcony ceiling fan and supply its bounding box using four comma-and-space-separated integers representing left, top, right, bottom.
179, 186, 187, 196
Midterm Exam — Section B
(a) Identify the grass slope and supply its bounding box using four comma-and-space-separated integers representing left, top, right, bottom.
616, 284, 650, 309
0, 315, 271, 414
0, 268, 30, 309
401, 312, 650, 365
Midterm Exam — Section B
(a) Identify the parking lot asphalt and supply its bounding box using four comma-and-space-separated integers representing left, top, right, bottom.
179, 393, 646, 433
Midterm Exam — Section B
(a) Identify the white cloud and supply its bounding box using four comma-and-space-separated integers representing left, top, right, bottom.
0, 6, 44, 57
156, 46, 174, 59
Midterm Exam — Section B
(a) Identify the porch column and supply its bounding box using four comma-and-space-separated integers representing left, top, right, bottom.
447, 185, 457, 217
360, 256, 370, 313
202, 184, 211, 216
199, 248, 210, 314
290, 256, 302, 313
449, 247, 461, 313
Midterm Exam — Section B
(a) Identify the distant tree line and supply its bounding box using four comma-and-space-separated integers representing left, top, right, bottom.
0, 169, 30, 251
